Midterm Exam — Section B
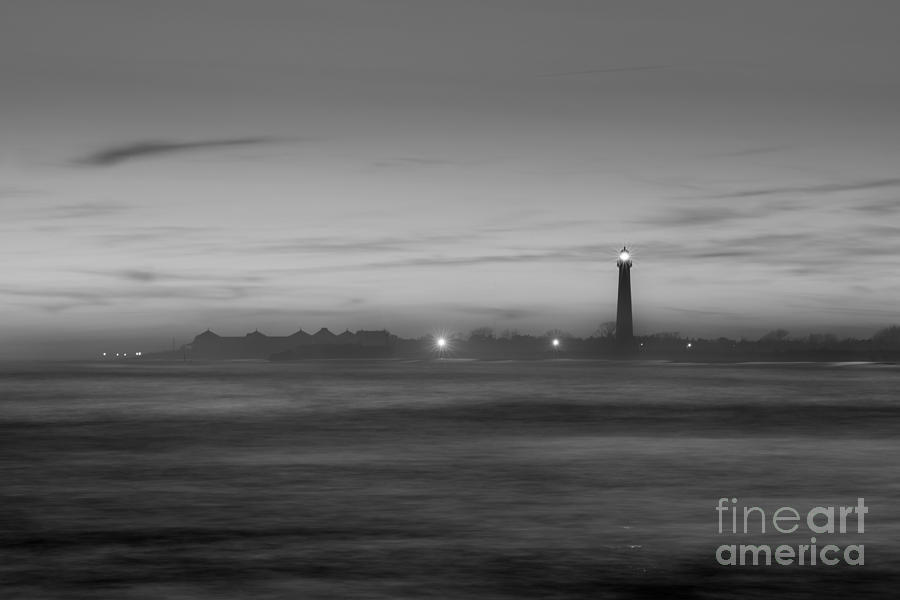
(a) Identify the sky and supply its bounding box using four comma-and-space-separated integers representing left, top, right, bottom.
3, 0, 900, 358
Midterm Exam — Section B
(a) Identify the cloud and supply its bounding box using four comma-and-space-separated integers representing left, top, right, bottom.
852, 198, 900, 215
73, 137, 278, 167
537, 65, 669, 78
41, 202, 131, 220
248, 240, 608, 278
660, 306, 751, 319
257, 236, 423, 255
370, 157, 481, 169
715, 145, 791, 158
634, 193, 817, 228
0, 281, 258, 313
79, 268, 268, 285
386, 250, 588, 268
711, 178, 900, 199
118, 269, 159, 283
435, 304, 542, 321
0, 186, 43, 199
480, 218, 598, 235
641, 228, 900, 277
93, 226, 215, 247
635, 206, 752, 227
250, 219, 594, 257
284, 245, 606, 273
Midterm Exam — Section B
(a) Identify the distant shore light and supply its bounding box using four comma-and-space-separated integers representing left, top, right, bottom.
437, 337, 447, 348
552, 338, 560, 347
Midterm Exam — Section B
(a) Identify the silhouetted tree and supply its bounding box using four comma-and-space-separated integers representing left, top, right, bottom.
595, 321, 616, 339
807, 333, 839, 348
759, 329, 790, 342
648, 332, 681, 341
544, 329, 572, 340
468, 327, 495, 341
873, 326, 900, 350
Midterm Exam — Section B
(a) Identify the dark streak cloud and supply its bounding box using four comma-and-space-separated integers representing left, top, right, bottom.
81, 268, 267, 285
389, 251, 582, 268
634, 206, 765, 227
647, 229, 900, 272
309, 246, 604, 273
43, 202, 131, 220
0, 186, 43, 199
119, 270, 158, 283
436, 304, 541, 321
94, 226, 215, 247
712, 178, 900, 199
537, 65, 669, 78
74, 137, 279, 167
252, 220, 594, 257
0, 282, 257, 312
852, 198, 900, 215
256, 233, 478, 256
371, 157, 480, 169
715, 145, 791, 158
661, 306, 749, 319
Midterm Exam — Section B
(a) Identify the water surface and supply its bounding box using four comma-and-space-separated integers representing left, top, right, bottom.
2, 360, 899, 598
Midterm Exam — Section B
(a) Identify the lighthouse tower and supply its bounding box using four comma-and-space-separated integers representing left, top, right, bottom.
615, 247, 634, 346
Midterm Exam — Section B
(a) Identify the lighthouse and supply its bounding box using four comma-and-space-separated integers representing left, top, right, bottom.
616, 247, 634, 346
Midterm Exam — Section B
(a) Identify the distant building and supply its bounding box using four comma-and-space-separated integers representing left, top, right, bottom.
312, 327, 338, 345
288, 328, 313, 345
185, 327, 395, 359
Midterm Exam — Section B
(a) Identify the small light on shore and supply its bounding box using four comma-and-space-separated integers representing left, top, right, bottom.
552, 338, 560, 348
436, 337, 447, 348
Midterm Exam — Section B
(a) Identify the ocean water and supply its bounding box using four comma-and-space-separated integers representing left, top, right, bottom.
2, 359, 900, 599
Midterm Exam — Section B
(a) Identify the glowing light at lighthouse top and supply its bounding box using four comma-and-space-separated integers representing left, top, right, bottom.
617, 246, 633, 267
